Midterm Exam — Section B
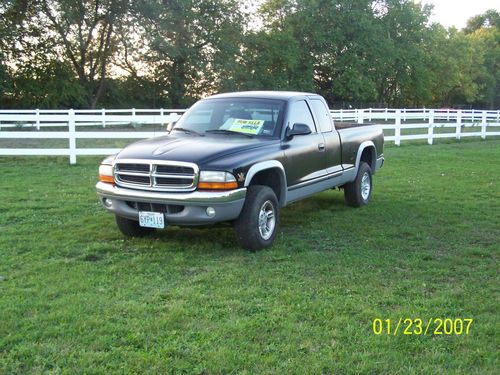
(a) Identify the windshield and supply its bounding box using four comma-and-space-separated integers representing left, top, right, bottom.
173, 98, 285, 137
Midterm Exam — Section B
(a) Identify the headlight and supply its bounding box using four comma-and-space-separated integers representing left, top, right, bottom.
98, 164, 114, 184
198, 171, 238, 190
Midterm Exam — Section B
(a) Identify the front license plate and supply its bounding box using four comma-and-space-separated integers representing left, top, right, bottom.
138, 211, 165, 229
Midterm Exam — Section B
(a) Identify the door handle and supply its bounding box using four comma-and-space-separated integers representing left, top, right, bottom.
318, 143, 326, 151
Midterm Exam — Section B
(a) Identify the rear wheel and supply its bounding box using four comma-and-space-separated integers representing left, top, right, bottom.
115, 215, 155, 237
344, 162, 372, 207
234, 185, 279, 251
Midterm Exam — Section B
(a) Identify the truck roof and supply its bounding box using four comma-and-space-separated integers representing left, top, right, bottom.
206, 91, 320, 101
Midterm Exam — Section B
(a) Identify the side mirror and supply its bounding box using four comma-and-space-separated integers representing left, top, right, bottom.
286, 123, 312, 138
166, 121, 177, 132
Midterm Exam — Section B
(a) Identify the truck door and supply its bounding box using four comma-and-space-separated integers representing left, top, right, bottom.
282, 100, 327, 186
308, 98, 342, 175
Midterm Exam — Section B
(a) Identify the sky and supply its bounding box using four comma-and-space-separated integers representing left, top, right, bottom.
424, 0, 499, 29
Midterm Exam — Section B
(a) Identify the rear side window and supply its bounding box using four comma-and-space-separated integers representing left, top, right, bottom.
288, 100, 316, 133
309, 99, 333, 132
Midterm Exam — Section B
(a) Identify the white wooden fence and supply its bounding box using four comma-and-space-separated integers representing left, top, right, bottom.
0, 108, 499, 164
0, 109, 185, 164
332, 108, 500, 146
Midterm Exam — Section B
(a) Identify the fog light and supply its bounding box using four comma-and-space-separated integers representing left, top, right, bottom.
103, 198, 113, 207
206, 207, 216, 217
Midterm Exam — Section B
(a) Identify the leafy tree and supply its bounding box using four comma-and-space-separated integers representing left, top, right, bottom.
0, 0, 498, 109
2, 0, 130, 108
38, 0, 130, 107
0, 63, 14, 107
229, 23, 315, 93
369, 0, 434, 106
463, 9, 500, 34
424, 10, 499, 108
425, 27, 480, 106
244, 0, 435, 106
10, 60, 87, 108
464, 10, 500, 108
134, 0, 244, 107
0, 0, 26, 106
241, 0, 380, 103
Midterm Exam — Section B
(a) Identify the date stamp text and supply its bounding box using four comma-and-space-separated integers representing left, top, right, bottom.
372, 318, 473, 336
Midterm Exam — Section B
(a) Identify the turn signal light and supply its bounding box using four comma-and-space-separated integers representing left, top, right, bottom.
99, 164, 114, 185
99, 174, 115, 184
198, 181, 238, 190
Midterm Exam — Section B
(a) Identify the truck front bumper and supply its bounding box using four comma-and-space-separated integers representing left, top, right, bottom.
96, 182, 246, 226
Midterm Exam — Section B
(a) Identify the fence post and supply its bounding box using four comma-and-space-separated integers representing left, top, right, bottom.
428, 109, 434, 145
36, 108, 40, 130
481, 111, 487, 139
68, 109, 76, 165
395, 109, 401, 146
456, 110, 462, 140
368, 108, 372, 121
101, 108, 106, 128
357, 109, 364, 124
160, 108, 164, 127
339, 108, 343, 121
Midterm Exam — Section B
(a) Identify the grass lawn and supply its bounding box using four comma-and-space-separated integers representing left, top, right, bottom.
0, 139, 498, 374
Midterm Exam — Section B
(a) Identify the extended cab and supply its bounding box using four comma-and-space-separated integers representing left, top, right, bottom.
96, 91, 384, 250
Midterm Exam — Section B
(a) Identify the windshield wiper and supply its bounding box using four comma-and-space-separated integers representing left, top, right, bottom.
205, 129, 253, 138
172, 127, 202, 136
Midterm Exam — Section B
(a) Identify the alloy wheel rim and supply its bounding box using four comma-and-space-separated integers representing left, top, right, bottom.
361, 172, 371, 200
258, 200, 276, 240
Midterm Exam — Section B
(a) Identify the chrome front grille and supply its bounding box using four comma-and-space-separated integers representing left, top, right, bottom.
114, 159, 199, 192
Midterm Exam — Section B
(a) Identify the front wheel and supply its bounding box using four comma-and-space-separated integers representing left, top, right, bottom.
115, 215, 156, 237
344, 162, 373, 207
234, 185, 279, 251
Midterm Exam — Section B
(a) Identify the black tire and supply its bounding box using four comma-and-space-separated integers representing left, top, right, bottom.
344, 162, 373, 207
115, 215, 155, 237
234, 185, 280, 251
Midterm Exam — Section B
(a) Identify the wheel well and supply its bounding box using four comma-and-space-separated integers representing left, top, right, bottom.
248, 168, 284, 205
360, 146, 376, 172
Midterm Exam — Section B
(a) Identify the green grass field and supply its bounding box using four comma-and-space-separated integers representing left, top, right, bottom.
0, 140, 499, 374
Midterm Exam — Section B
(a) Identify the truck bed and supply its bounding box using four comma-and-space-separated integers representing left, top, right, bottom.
336, 124, 384, 168
334, 122, 376, 130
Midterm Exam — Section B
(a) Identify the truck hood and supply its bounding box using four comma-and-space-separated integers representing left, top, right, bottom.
115, 133, 278, 166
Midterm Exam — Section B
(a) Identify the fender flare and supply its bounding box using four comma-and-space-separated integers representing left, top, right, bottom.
354, 141, 377, 175
244, 160, 287, 207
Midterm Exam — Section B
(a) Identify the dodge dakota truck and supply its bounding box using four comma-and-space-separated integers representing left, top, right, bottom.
96, 91, 384, 250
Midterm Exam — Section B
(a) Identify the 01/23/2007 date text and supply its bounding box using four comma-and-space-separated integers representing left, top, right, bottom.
372, 318, 473, 336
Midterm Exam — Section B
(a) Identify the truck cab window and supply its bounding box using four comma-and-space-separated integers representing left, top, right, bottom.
310, 99, 333, 132
288, 100, 316, 133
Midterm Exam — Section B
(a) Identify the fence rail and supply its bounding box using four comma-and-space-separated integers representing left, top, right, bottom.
1, 108, 499, 164
0, 108, 185, 130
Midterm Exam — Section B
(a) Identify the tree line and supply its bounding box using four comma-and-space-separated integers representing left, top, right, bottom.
0, 0, 498, 109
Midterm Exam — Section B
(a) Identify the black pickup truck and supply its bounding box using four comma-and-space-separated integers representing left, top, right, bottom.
96, 91, 384, 250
